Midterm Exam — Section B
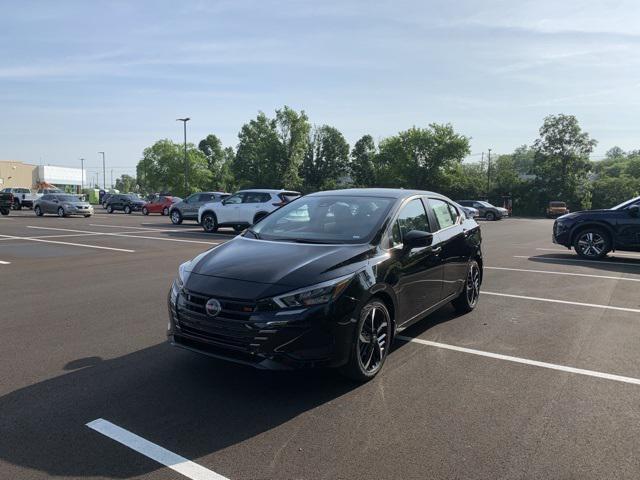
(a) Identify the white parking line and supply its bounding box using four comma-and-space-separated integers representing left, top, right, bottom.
486, 266, 640, 282
0, 260, 10, 264
87, 419, 228, 480
90, 223, 204, 233
0, 234, 135, 253
514, 255, 640, 267
26, 226, 220, 245
536, 247, 640, 259
397, 336, 640, 386
483, 291, 640, 313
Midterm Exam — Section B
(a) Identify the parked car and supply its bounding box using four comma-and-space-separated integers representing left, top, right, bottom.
142, 195, 181, 216
198, 189, 301, 233
169, 192, 230, 225
546, 201, 570, 218
34, 194, 93, 217
552, 196, 640, 259
0, 188, 37, 209
457, 200, 508, 221
169, 188, 482, 381
0, 191, 14, 215
101, 193, 115, 209
35, 187, 63, 197
105, 194, 146, 214
459, 205, 479, 218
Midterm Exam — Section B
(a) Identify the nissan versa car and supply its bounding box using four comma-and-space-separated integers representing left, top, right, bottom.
168, 189, 482, 381
34, 194, 93, 217
552, 195, 640, 259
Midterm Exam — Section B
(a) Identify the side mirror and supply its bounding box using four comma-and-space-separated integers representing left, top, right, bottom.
403, 230, 433, 250
629, 204, 640, 217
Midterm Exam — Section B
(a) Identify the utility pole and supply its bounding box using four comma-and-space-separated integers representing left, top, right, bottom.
80, 158, 85, 192
177, 117, 190, 196
98, 152, 106, 190
111, 169, 113, 190
486, 148, 492, 198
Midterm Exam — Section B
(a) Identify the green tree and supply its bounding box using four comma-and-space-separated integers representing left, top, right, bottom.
198, 134, 225, 171
136, 139, 211, 197
591, 176, 640, 209
532, 114, 597, 209
275, 106, 311, 189
350, 135, 378, 187
301, 125, 350, 192
114, 174, 137, 193
377, 124, 471, 190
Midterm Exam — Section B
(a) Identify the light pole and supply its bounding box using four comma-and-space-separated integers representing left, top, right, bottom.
98, 152, 106, 190
176, 117, 190, 196
80, 158, 85, 192
486, 148, 492, 198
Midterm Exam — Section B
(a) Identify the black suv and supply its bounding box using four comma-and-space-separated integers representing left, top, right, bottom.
105, 194, 146, 214
552, 196, 640, 259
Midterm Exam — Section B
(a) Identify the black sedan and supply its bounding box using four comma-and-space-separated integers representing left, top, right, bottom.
105, 194, 146, 214
168, 188, 482, 381
553, 196, 640, 259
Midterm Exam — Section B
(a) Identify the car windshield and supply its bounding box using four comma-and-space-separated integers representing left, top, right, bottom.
56, 195, 80, 202
249, 195, 394, 244
126, 194, 142, 200
550, 202, 566, 207
477, 201, 494, 207
611, 196, 640, 210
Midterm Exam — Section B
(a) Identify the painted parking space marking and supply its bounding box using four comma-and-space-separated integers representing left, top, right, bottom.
26, 226, 221, 245
86, 419, 229, 480
486, 266, 640, 282
0, 234, 135, 253
397, 336, 640, 387
0, 260, 11, 264
483, 291, 640, 314
90, 223, 204, 232
535, 247, 640, 258
514, 255, 640, 267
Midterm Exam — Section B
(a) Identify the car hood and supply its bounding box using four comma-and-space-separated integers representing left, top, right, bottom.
189, 236, 373, 288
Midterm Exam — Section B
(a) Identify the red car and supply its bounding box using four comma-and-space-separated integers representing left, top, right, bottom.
142, 196, 181, 216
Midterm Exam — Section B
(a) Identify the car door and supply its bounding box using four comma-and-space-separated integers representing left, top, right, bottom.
48, 195, 60, 213
216, 193, 244, 224
426, 198, 470, 298
388, 198, 444, 326
241, 192, 270, 224
616, 200, 640, 249
182, 193, 200, 218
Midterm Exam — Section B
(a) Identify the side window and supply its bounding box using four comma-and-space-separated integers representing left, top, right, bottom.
199, 193, 213, 202
243, 192, 271, 203
429, 198, 456, 230
389, 199, 430, 247
224, 193, 244, 205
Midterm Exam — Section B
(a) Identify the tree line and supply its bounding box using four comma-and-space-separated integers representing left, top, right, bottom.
123, 106, 639, 215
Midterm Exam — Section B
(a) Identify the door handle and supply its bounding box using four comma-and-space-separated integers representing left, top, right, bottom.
431, 246, 442, 254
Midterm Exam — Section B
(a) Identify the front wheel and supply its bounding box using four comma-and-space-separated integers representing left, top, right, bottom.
201, 212, 218, 233
485, 211, 496, 221
340, 299, 392, 382
142, 207, 149, 216
170, 210, 183, 225
34, 206, 42, 216
124, 205, 132, 214
574, 228, 610, 259
162, 207, 169, 216
452, 260, 481, 314
57, 207, 66, 217
0, 208, 9, 216
106, 205, 113, 214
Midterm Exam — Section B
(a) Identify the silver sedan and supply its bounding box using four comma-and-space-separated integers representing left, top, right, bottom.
34, 194, 94, 217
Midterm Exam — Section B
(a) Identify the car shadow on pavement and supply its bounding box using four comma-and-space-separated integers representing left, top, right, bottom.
0, 343, 360, 478
526, 253, 640, 275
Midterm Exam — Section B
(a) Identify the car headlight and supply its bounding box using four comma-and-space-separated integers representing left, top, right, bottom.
273, 273, 354, 308
64, 204, 72, 208
176, 261, 192, 291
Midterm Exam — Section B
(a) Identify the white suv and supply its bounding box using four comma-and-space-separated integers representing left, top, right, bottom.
198, 189, 301, 233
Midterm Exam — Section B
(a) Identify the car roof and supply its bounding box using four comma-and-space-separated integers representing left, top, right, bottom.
236, 189, 300, 194
306, 188, 445, 200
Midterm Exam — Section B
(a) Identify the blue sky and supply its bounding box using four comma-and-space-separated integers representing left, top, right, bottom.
2, 0, 639, 180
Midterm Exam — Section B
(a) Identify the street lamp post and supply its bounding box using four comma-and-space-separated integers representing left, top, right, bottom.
80, 158, 85, 192
486, 148, 492, 197
176, 118, 190, 196
98, 152, 106, 190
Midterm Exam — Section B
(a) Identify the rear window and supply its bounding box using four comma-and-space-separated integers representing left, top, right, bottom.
550, 202, 566, 207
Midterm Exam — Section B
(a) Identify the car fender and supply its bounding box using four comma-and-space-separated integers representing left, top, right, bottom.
569, 220, 617, 247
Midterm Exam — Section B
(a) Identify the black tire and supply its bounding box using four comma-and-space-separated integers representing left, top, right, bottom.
170, 209, 183, 225
57, 207, 65, 217
485, 211, 496, 221
102, 203, 107, 209
253, 212, 268, 225
84, 214, 91, 218
201, 212, 218, 233
162, 206, 169, 216
452, 260, 481, 314
124, 205, 132, 214
573, 227, 611, 259
142, 207, 149, 216
106, 205, 114, 214
340, 299, 392, 382
0, 208, 9, 216
34, 205, 42, 216
233, 225, 246, 232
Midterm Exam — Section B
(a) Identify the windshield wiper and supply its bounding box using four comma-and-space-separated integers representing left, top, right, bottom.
288, 238, 336, 244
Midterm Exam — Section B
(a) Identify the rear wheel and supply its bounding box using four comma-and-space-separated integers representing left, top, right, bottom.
124, 205, 132, 214
233, 225, 245, 232
34, 205, 42, 216
57, 207, 65, 217
106, 205, 114, 214
253, 212, 268, 225
170, 210, 183, 225
485, 211, 496, 221
452, 260, 481, 314
201, 212, 218, 233
142, 207, 149, 216
573, 228, 610, 259
162, 206, 169, 216
340, 299, 391, 382
0, 208, 9, 216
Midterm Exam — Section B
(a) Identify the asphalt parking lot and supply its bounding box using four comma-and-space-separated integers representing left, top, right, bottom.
2, 211, 640, 479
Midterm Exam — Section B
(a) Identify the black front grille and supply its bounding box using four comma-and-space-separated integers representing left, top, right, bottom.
176, 290, 265, 352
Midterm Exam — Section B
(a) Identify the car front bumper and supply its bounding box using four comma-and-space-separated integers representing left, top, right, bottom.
65, 207, 94, 215
167, 284, 359, 370
552, 220, 572, 247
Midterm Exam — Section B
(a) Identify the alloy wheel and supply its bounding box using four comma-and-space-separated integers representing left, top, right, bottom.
202, 215, 216, 232
577, 232, 606, 257
57, 207, 65, 217
171, 211, 181, 224
466, 263, 480, 307
357, 305, 389, 374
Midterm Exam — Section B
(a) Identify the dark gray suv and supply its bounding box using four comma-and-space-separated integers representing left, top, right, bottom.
457, 200, 508, 221
169, 192, 229, 224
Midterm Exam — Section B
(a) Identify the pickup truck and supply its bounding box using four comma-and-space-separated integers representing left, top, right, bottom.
0, 192, 13, 215
1, 187, 38, 209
